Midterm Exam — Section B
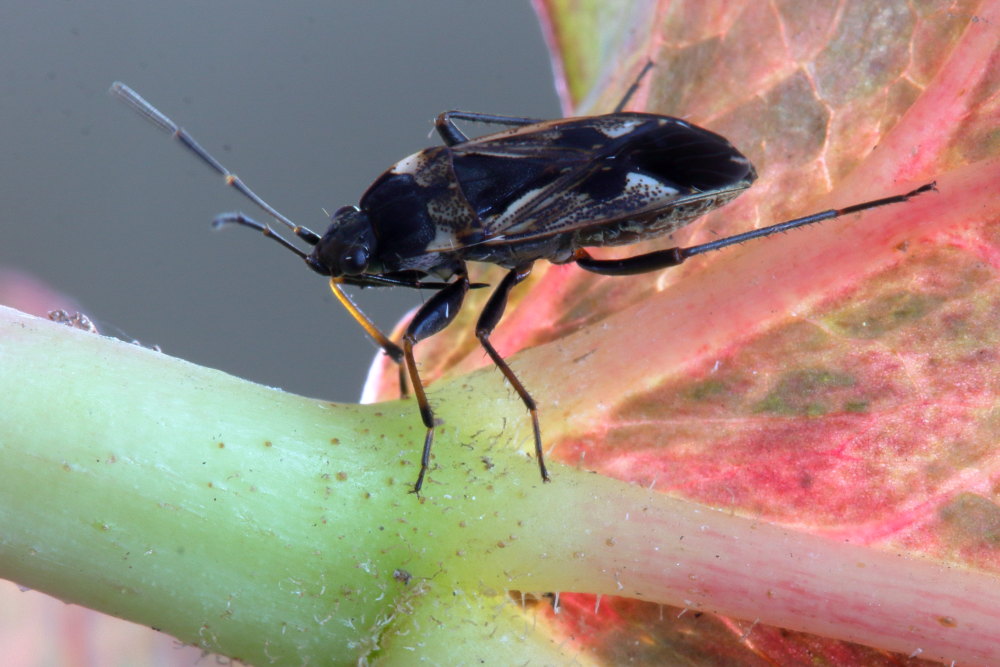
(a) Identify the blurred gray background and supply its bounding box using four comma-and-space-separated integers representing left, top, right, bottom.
0, 2, 558, 402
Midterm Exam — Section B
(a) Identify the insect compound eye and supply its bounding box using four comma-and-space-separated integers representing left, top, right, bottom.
319, 205, 376, 277
339, 246, 369, 275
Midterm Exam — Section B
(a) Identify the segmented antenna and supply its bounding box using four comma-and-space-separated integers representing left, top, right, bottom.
109, 82, 321, 248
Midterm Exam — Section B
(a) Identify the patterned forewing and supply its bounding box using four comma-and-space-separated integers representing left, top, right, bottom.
425, 113, 754, 252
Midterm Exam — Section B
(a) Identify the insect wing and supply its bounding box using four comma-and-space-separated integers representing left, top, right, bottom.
422, 122, 594, 251
426, 113, 755, 252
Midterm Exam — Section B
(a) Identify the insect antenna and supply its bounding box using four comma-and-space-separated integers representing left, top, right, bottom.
209, 212, 310, 261
109, 82, 322, 256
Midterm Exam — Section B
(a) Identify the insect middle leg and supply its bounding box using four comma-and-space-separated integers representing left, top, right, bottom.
474, 263, 549, 484
434, 60, 655, 146
402, 273, 472, 493
435, 111, 545, 146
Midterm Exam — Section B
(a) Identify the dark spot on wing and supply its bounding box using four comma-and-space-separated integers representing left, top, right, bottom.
452, 153, 561, 218
626, 120, 754, 192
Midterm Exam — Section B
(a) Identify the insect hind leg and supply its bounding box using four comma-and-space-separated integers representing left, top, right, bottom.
613, 60, 655, 113
474, 264, 549, 484
574, 181, 937, 276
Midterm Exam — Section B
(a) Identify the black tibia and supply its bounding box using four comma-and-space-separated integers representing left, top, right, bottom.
435, 110, 545, 146
474, 264, 549, 483
614, 60, 655, 113
434, 59, 653, 148
403, 273, 472, 493
573, 181, 937, 276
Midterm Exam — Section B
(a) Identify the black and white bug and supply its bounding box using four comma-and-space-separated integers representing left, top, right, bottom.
111, 64, 933, 494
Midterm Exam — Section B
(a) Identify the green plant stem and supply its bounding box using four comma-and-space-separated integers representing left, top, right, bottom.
0, 306, 579, 664
2, 306, 998, 664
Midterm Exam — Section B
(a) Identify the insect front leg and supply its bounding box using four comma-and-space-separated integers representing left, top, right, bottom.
473, 263, 549, 484
435, 111, 545, 146
402, 273, 472, 494
328, 279, 409, 395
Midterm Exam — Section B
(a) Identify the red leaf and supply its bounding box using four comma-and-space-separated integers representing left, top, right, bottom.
366, 1, 1000, 661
